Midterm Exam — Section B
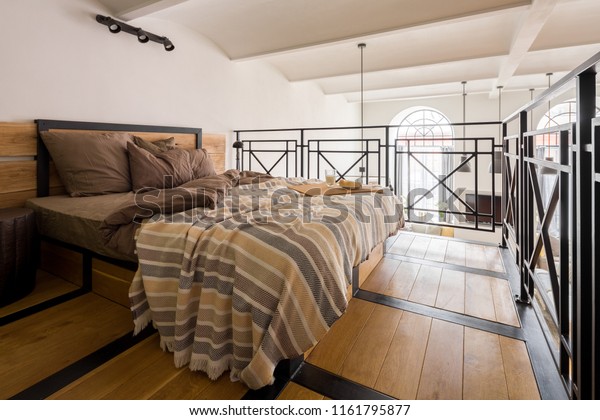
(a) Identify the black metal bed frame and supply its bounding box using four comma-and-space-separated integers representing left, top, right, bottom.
502, 50, 600, 399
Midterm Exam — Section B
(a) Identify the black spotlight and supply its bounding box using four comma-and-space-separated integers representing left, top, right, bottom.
108, 22, 121, 33
137, 29, 149, 43
96, 15, 120, 33
163, 37, 175, 51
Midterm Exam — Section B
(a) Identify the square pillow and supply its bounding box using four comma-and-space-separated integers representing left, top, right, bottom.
40, 131, 132, 196
132, 136, 175, 154
128, 142, 194, 190
128, 143, 217, 190
188, 148, 217, 178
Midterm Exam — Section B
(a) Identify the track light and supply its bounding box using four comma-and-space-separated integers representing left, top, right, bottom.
137, 29, 149, 43
96, 15, 174, 52
108, 22, 121, 33
163, 37, 175, 51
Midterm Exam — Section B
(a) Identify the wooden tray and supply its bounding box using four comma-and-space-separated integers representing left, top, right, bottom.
288, 182, 383, 196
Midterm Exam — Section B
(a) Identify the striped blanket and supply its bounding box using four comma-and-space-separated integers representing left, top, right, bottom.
129, 178, 403, 389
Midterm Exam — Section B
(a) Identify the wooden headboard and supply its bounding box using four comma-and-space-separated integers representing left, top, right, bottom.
0, 120, 226, 209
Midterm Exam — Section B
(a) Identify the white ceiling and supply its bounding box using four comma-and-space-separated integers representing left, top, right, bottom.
98, 0, 600, 103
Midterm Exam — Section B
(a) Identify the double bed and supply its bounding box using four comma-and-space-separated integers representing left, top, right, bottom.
2, 119, 404, 390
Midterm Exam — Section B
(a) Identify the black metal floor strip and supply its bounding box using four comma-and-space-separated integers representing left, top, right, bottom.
0, 288, 87, 327
292, 363, 393, 400
384, 253, 508, 280
9, 327, 157, 400
499, 248, 568, 400
355, 289, 525, 340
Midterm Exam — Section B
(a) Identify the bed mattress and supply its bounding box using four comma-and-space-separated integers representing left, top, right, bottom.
25, 193, 137, 262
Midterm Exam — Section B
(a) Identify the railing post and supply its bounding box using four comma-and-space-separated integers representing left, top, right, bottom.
385, 126, 391, 190
574, 69, 596, 399
501, 122, 508, 248
517, 110, 532, 304
300, 129, 305, 178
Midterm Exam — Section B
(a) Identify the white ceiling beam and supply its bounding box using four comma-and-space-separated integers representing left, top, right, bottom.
233, 1, 531, 61
116, 0, 190, 21
491, 0, 558, 97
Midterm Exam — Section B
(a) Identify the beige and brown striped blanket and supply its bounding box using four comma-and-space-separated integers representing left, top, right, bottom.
128, 177, 404, 389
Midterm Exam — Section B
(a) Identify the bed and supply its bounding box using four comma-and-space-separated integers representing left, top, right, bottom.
2, 119, 404, 390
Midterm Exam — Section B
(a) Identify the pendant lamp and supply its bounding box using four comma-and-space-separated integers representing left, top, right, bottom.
489, 86, 503, 173
457, 81, 472, 173
540, 73, 556, 175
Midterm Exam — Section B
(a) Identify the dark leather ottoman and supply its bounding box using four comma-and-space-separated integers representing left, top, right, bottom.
0, 207, 38, 306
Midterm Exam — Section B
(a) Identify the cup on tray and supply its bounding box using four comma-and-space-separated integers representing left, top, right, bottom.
325, 169, 336, 186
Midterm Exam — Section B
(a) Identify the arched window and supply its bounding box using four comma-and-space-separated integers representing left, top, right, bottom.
391, 107, 455, 221
391, 106, 454, 145
536, 99, 600, 157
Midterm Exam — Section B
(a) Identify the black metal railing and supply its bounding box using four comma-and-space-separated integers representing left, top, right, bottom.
234, 122, 502, 233
502, 50, 600, 399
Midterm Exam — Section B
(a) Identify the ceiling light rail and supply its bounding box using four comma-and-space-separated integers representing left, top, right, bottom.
96, 15, 175, 51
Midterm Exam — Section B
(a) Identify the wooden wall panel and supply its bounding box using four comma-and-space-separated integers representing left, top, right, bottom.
0, 123, 37, 156
0, 190, 37, 209
0, 161, 36, 193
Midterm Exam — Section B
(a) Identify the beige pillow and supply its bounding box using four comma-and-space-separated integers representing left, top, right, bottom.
132, 136, 175, 154
40, 131, 132, 196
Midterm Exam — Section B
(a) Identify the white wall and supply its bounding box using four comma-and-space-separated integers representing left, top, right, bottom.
0, 0, 358, 168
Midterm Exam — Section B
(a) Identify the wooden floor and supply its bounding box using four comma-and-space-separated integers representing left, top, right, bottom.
0, 232, 541, 400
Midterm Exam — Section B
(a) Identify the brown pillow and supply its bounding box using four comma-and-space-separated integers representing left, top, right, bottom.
128, 142, 194, 190
188, 148, 217, 178
132, 136, 175, 154
40, 131, 132, 196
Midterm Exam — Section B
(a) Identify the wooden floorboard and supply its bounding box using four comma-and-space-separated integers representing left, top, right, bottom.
306, 298, 375, 375
424, 238, 448, 262
491, 279, 521, 327
339, 304, 403, 388
374, 311, 432, 399
388, 233, 414, 256
360, 258, 400, 295
278, 382, 325, 400
0, 293, 132, 399
464, 273, 497, 322
405, 235, 431, 259
416, 319, 464, 399
463, 328, 509, 399
499, 336, 541, 400
435, 269, 466, 314
444, 241, 466, 266
385, 261, 420, 300
408, 265, 442, 307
